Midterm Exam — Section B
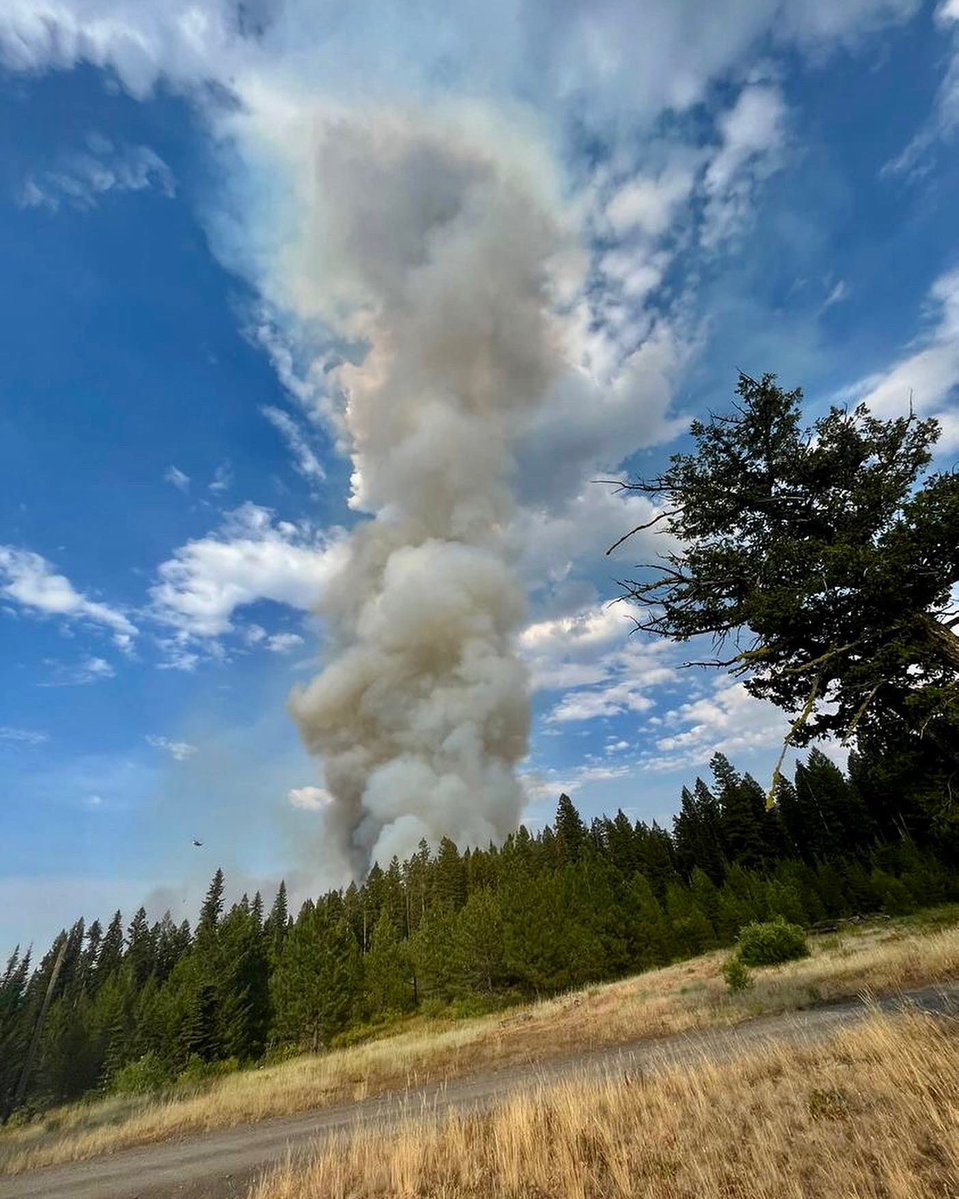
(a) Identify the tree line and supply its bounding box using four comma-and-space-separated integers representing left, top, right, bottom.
3, 737, 957, 1120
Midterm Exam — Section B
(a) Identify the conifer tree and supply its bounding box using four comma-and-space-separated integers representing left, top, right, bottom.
711, 755, 769, 870
604, 809, 640, 875
364, 910, 414, 1014
270, 910, 361, 1051
432, 837, 467, 911
665, 883, 715, 956
0, 948, 30, 1120
409, 904, 460, 1001
623, 875, 673, 967
454, 889, 506, 995
555, 794, 588, 864
126, 908, 156, 987
216, 904, 270, 1060
93, 911, 125, 989
264, 881, 289, 963
615, 371, 959, 784
197, 869, 226, 942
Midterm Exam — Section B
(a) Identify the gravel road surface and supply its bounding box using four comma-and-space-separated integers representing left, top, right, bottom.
2, 984, 956, 1199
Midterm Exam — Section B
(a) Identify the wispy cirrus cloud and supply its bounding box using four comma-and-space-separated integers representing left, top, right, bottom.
0, 725, 49, 746
845, 267, 959, 452
145, 734, 197, 761
261, 406, 326, 488
164, 465, 190, 493
19, 133, 174, 212
882, 1, 959, 178
39, 655, 117, 687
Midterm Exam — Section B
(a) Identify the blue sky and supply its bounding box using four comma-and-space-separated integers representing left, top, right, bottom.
1, 0, 958, 954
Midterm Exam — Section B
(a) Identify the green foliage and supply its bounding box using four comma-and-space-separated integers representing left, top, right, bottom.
110, 1051, 172, 1096
737, 918, 809, 967
616, 372, 959, 815
3, 757, 959, 1123
722, 956, 753, 992
176, 1055, 240, 1088
364, 911, 414, 1015
270, 911, 361, 1051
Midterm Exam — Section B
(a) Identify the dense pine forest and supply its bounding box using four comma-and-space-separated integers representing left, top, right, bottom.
3, 738, 958, 1122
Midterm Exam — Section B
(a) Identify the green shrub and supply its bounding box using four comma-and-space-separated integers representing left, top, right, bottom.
262, 1041, 304, 1066
418, 998, 447, 1019
110, 1051, 173, 1096
722, 955, 753, 992
736, 917, 809, 967
872, 871, 916, 916
175, 1055, 240, 1088
330, 1013, 409, 1051
444, 995, 501, 1020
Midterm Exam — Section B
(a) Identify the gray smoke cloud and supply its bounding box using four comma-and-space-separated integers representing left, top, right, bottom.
274, 111, 572, 873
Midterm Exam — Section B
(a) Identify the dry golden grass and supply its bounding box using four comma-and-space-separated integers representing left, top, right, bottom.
251, 1010, 959, 1199
3, 910, 959, 1177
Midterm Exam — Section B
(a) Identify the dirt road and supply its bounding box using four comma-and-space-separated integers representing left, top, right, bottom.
2, 985, 957, 1199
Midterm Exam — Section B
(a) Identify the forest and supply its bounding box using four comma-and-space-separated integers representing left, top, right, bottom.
2, 736, 958, 1122
4, 374, 958, 1123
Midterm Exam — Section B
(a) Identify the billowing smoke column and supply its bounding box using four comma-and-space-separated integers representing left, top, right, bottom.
286, 113, 569, 873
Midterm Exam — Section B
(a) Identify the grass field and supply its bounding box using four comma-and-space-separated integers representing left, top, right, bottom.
2, 906, 959, 1177
250, 1009, 959, 1199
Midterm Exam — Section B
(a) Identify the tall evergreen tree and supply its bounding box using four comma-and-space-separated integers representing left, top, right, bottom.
271, 909, 361, 1051
93, 911, 125, 989
555, 794, 588, 864
364, 911, 414, 1015
197, 869, 226, 942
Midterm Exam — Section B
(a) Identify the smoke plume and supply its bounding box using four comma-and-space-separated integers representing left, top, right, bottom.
281, 112, 572, 872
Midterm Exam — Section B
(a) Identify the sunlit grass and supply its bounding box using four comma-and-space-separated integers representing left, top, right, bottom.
252, 1010, 959, 1199
3, 907, 959, 1177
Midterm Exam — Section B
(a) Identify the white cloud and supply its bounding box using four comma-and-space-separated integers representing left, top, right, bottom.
164, 465, 190, 492
154, 642, 201, 672
515, 480, 679, 597
521, 603, 639, 690
0, 0, 917, 121
0, 546, 137, 649
209, 461, 233, 494
150, 502, 348, 640
261, 405, 326, 487
822, 279, 849, 311
19, 135, 174, 212
241, 623, 304, 653
882, 3, 959, 177
702, 84, 787, 248
547, 670, 671, 723
521, 759, 633, 804
266, 631, 305, 653
605, 163, 697, 237
643, 678, 787, 771
288, 784, 333, 810
0, 725, 48, 745
521, 600, 680, 722
146, 734, 197, 761
39, 655, 116, 687
518, 320, 686, 509
852, 267, 959, 452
